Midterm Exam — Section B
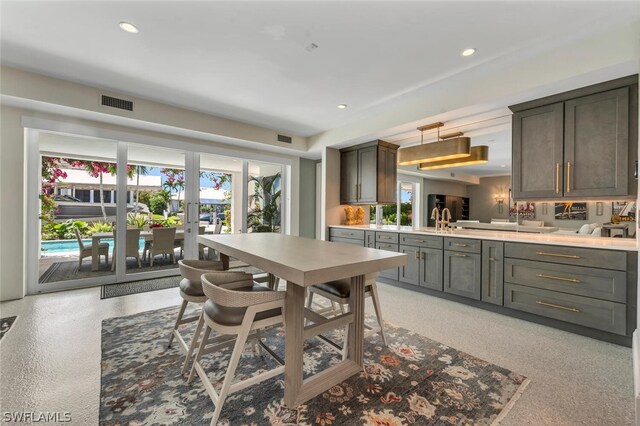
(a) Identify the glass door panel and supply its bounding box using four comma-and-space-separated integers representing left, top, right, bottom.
400, 182, 415, 226
125, 144, 187, 278
247, 161, 283, 233
38, 132, 118, 287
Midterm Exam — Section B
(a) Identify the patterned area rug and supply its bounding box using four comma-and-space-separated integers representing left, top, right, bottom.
0, 316, 17, 341
100, 307, 528, 425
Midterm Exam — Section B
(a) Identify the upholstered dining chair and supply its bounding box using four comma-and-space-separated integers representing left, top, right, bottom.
170, 259, 225, 370
187, 271, 285, 426
111, 228, 142, 271
74, 228, 108, 269
147, 227, 177, 266
306, 273, 388, 349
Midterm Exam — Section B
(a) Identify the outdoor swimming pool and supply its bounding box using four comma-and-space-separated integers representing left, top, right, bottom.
41, 238, 146, 254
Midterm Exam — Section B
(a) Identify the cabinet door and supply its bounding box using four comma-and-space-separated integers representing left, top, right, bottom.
365, 231, 376, 248
380, 146, 397, 204
564, 87, 629, 197
358, 146, 378, 203
376, 242, 399, 280
444, 251, 481, 300
399, 245, 420, 285
340, 150, 358, 204
481, 241, 504, 305
512, 103, 564, 199
419, 247, 443, 291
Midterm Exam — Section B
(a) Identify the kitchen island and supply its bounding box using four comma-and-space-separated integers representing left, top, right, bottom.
329, 224, 637, 346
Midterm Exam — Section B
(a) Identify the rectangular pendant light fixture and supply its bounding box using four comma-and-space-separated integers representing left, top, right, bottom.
397, 122, 471, 166
418, 145, 489, 170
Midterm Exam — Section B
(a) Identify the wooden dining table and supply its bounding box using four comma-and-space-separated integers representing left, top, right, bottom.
91, 228, 217, 271
198, 233, 406, 408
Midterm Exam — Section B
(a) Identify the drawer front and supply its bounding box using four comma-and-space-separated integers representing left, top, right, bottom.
365, 231, 376, 248
330, 236, 365, 247
376, 242, 399, 252
400, 234, 443, 249
504, 259, 627, 303
329, 228, 365, 240
504, 242, 627, 271
445, 237, 481, 254
504, 283, 626, 335
376, 232, 399, 244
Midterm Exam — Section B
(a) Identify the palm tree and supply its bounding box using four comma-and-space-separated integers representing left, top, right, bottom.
247, 172, 281, 232
133, 165, 149, 212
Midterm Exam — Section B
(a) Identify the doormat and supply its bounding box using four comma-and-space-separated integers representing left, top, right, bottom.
100, 306, 529, 425
99, 264, 266, 299
0, 316, 18, 341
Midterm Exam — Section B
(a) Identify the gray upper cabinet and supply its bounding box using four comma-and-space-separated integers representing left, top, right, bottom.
510, 75, 638, 200
340, 140, 399, 204
512, 103, 564, 199
564, 87, 629, 197
340, 150, 359, 204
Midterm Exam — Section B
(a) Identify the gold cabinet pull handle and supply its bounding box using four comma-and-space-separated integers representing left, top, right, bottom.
414, 251, 420, 260
488, 257, 496, 261
454, 243, 469, 247
454, 253, 467, 257
535, 300, 580, 313
535, 251, 581, 259
555, 163, 560, 194
536, 273, 581, 283
566, 162, 571, 193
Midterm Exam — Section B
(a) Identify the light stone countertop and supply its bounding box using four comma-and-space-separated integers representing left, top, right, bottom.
329, 224, 638, 252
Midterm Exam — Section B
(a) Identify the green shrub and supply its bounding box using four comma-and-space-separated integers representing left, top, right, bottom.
86, 221, 113, 236
127, 213, 148, 229
149, 193, 167, 215
47, 219, 89, 239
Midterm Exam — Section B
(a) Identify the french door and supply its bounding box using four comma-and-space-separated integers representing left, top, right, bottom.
26, 124, 289, 295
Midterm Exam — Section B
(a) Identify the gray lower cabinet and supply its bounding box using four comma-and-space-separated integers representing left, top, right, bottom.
365, 231, 376, 248
330, 236, 364, 246
482, 241, 504, 305
376, 242, 399, 280
399, 245, 443, 289
399, 245, 420, 285
504, 283, 626, 335
444, 250, 481, 300
419, 247, 443, 291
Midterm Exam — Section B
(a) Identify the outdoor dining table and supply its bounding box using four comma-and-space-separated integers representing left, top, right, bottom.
91, 228, 216, 271
197, 233, 407, 408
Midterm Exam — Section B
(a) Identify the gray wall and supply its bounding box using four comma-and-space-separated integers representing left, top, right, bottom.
298, 158, 317, 238
466, 175, 619, 231
467, 176, 511, 222
422, 178, 468, 226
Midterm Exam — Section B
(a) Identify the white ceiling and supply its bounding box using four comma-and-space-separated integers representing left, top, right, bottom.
2, 1, 639, 178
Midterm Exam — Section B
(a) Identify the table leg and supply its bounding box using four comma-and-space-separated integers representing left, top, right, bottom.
283, 282, 305, 408
346, 274, 365, 366
91, 237, 100, 272
220, 253, 230, 270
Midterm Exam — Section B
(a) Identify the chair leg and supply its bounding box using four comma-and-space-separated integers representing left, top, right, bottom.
111, 249, 116, 272
150, 254, 154, 267
188, 324, 211, 384
306, 291, 314, 309
169, 299, 188, 348
342, 325, 349, 361
137, 256, 142, 268
369, 283, 388, 346
78, 256, 83, 269
210, 324, 251, 426
182, 313, 205, 375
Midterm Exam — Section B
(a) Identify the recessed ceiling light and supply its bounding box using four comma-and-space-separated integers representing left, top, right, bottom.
337, 104, 348, 109
119, 22, 139, 34
461, 48, 476, 57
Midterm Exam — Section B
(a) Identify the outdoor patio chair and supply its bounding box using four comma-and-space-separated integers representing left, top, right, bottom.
74, 228, 108, 269
188, 271, 285, 426
111, 228, 142, 271
147, 227, 177, 266
170, 259, 225, 374
306, 272, 388, 356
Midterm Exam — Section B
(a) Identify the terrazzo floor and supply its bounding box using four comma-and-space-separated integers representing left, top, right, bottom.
0, 280, 634, 425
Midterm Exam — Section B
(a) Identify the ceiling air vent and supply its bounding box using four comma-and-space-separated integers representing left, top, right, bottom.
101, 95, 133, 111
277, 134, 292, 144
